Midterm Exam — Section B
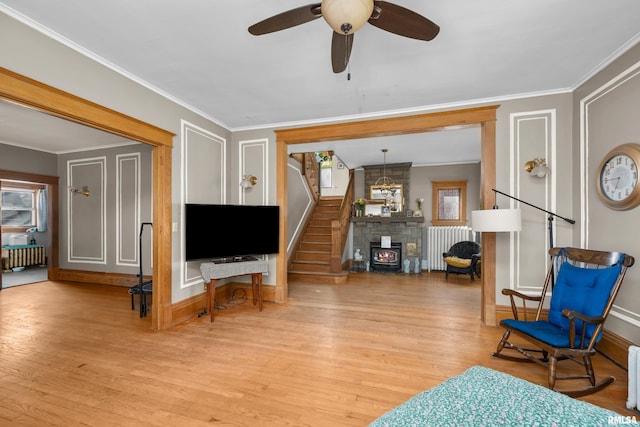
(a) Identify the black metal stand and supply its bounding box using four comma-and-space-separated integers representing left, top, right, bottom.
128, 222, 153, 317
492, 189, 575, 287
493, 189, 575, 244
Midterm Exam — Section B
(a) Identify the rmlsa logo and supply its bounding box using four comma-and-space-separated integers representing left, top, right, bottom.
609, 415, 638, 425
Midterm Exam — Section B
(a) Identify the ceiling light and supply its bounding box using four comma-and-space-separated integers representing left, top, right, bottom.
322, 0, 374, 35
374, 148, 394, 186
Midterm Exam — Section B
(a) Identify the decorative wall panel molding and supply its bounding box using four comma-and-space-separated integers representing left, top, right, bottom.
116, 153, 141, 266
239, 138, 268, 206
509, 109, 556, 293
67, 157, 107, 264
181, 120, 227, 288
580, 61, 640, 247
580, 61, 640, 330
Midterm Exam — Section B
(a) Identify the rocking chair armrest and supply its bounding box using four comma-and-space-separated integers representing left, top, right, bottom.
502, 289, 543, 321
561, 309, 604, 325
562, 309, 605, 349
501, 289, 542, 302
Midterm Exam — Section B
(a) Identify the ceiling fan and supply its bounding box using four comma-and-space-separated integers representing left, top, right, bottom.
248, 0, 440, 73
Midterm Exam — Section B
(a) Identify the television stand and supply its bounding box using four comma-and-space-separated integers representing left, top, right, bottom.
199, 258, 268, 322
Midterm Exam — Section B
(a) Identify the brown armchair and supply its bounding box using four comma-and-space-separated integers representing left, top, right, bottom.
442, 241, 481, 281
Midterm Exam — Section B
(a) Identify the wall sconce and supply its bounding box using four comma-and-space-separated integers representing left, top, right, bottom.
69, 186, 90, 197
240, 175, 258, 189
524, 158, 550, 178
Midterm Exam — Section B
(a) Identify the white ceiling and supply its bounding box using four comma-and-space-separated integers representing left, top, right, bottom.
1, 1, 639, 168
0, 100, 136, 154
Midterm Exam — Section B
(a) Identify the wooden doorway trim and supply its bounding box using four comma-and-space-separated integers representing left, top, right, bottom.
0, 67, 175, 330
276, 105, 499, 325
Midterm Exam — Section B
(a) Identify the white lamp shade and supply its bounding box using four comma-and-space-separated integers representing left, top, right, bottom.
322, 0, 374, 34
471, 209, 522, 232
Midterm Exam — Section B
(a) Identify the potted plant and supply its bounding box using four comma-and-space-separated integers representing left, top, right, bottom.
355, 198, 367, 217
415, 197, 424, 216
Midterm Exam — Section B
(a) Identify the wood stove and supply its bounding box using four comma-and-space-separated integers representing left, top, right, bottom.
370, 242, 402, 273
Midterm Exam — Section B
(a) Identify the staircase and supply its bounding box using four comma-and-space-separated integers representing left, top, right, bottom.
289, 196, 349, 283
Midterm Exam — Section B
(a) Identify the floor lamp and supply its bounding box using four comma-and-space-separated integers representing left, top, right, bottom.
490, 188, 575, 251
472, 188, 575, 287
471, 208, 522, 234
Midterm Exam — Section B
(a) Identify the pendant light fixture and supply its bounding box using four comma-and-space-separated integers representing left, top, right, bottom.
374, 148, 396, 204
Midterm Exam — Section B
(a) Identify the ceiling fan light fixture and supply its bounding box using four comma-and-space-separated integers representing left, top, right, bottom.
321, 0, 374, 34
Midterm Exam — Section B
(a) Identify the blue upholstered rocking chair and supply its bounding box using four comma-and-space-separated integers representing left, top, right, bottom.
492, 247, 634, 397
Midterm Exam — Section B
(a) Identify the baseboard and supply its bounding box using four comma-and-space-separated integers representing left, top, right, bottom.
171, 292, 207, 325
599, 329, 633, 370
53, 268, 143, 287
170, 281, 277, 326
53, 269, 277, 324
496, 304, 633, 369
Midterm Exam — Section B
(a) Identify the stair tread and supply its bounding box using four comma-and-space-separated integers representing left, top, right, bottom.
292, 259, 330, 265
291, 196, 347, 275
288, 270, 349, 276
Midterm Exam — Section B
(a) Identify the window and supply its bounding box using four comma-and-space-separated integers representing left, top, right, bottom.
1, 184, 41, 231
317, 151, 333, 188
431, 180, 467, 226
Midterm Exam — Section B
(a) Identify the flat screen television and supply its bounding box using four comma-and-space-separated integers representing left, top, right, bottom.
185, 203, 280, 262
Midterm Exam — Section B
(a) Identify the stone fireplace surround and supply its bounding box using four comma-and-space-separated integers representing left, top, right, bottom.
352, 217, 424, 273
353, 161, 423, 273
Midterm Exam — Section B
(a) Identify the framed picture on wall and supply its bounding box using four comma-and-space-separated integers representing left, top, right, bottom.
432, 180, 467, 226
381, 205, 391, 217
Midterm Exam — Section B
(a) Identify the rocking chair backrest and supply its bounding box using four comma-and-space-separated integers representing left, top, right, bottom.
547, 247, 634, 343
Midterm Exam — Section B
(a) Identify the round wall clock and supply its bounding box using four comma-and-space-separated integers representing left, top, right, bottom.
596, 143, 640, 210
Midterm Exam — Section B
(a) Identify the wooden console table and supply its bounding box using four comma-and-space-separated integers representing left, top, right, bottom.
200, 259, 268, 322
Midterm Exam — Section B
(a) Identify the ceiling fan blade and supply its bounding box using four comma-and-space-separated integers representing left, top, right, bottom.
331, 32, 354, 73
248, 3, 322, 35
369, 1, 440, 41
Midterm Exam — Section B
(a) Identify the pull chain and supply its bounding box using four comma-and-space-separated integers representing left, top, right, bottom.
345, 33, 352, 81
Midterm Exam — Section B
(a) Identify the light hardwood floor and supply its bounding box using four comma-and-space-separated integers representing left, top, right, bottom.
0, 272, 635, 426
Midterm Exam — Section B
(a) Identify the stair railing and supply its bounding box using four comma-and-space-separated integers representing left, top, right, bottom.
329, 171, 354, 273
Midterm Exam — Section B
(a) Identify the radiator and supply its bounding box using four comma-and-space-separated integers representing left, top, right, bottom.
427, 226, 473, 271
1, 245, 46, 270
628, 345, 640, 410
